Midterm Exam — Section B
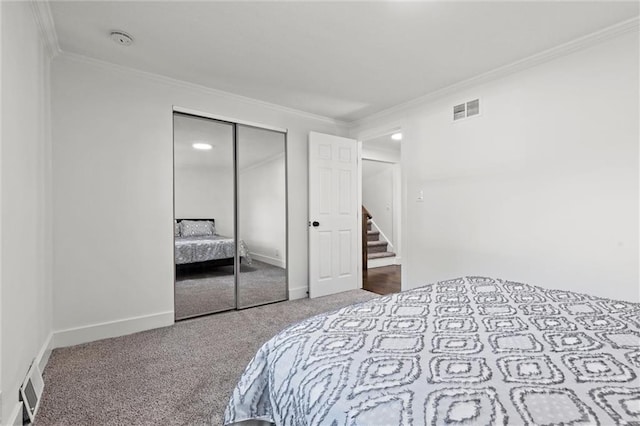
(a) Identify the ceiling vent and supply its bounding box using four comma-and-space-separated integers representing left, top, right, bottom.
110, 31, 134, 47
453, 98, 480, 121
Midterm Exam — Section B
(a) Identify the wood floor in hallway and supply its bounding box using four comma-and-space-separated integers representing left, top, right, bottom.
363, 265, 401, 295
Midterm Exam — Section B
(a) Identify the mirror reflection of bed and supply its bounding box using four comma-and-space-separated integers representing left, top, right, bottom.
173, 112, 287, 320
174, 218, 287, 318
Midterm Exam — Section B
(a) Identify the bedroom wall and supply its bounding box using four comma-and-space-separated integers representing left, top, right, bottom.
0, 1, 53, 423
174, 165, 234, 238
238, 154, 286, 267
51, 54, 346, 346
351, 30, 639, 302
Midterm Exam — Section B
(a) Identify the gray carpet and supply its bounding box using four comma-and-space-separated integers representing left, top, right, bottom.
36, 289, 378, 426
175, 260, 287, 320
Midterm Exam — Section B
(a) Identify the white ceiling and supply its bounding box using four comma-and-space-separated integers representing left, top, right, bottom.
50, 1, 639, 122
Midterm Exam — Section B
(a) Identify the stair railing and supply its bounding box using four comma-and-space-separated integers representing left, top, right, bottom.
362, 206, 372, 272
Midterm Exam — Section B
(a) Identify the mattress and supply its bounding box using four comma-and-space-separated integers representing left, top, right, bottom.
175, 235, 252, 265
224, 276, 640, 425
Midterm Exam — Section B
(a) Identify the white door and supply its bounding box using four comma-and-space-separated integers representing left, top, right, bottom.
308, 131, 360, 298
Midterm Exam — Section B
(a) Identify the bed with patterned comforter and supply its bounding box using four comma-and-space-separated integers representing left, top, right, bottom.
224, 276, 640, 425
175, 235, 252, 265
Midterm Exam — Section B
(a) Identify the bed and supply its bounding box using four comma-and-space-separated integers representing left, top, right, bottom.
224, 276, 640, 425
174, 219, 252, 268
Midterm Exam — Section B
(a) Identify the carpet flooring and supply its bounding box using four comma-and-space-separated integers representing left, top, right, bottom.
36, 289, 378, 426
175, 260, 287, 320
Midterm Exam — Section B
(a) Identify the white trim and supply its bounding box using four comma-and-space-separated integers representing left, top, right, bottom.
392, 162, 402, 259
394, 256, 402, 265
30, 0, 61, 57
173, 106, 288, 134
289, 286, 308, 300
53, 311, 174, 348
7, 402, 23, 426
357, 140, 363, 290
351, 17, 640, 128
250, 252, 286, 269
36, 332, 53, 373
57, 51, 348, 128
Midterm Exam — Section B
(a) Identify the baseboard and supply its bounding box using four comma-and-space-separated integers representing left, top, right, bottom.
7, 401, 23, 426
250, 252, 285, 269
36, 332, 54, 372
53, 311, 174, 348
289, 286, 308, 300
394, 256, 402, 265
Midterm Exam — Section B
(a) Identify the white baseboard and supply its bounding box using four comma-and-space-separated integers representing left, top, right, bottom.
289, 286, 308, 300
53, 311, 174, 348
8, 401, 23, 426
36, 332, 53, 372
250, 252, 285, 268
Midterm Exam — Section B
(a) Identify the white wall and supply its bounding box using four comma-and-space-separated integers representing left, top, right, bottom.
1, 2, 53, 423
362, 160, 395, 248
352, 31, 639, 302
239, 154, 286, 267
174, 165, 235, 237
51, 54, 346, 345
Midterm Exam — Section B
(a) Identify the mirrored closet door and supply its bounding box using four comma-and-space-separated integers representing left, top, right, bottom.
173, 113, 236, 319
237, 125, 287, 308
173, 112, 288, 320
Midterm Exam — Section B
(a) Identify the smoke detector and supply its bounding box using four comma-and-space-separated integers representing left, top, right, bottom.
110, 31, 133, 46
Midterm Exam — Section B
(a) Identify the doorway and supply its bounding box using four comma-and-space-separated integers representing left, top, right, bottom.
361, 130, 402, 295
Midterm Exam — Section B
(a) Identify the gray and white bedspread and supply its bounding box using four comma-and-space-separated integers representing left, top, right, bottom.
174, 235, 252, 265
224, 276, 640, 425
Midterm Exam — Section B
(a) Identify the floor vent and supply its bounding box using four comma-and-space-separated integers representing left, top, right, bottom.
20, 360, 44, 424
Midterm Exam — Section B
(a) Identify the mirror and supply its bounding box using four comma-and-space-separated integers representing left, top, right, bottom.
173, 113, 235, 319
236, 125, 287, 308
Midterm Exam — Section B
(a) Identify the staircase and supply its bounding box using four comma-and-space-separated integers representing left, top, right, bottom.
366, 218, 395, 267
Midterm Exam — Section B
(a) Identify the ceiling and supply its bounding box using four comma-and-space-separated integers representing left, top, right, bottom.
50, 1, 639, 122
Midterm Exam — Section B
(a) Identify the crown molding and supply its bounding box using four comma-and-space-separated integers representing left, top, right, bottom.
350, 16, 640, 128
30, 0, 61, 58
57, 51, 349, 129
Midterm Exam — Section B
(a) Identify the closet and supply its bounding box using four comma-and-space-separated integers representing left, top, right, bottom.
173, 111, 287, 320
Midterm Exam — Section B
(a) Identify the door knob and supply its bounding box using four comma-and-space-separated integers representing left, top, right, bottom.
312, 221, 320, 227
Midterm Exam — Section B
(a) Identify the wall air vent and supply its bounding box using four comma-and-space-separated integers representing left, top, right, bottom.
453, 98, 480, 121
466, 99, 480, 117
453, 103, 466, 121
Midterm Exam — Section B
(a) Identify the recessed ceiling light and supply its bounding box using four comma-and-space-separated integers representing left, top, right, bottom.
192, 143, 213, 150
110, 31, 133, 47
391, 133, 402, 141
